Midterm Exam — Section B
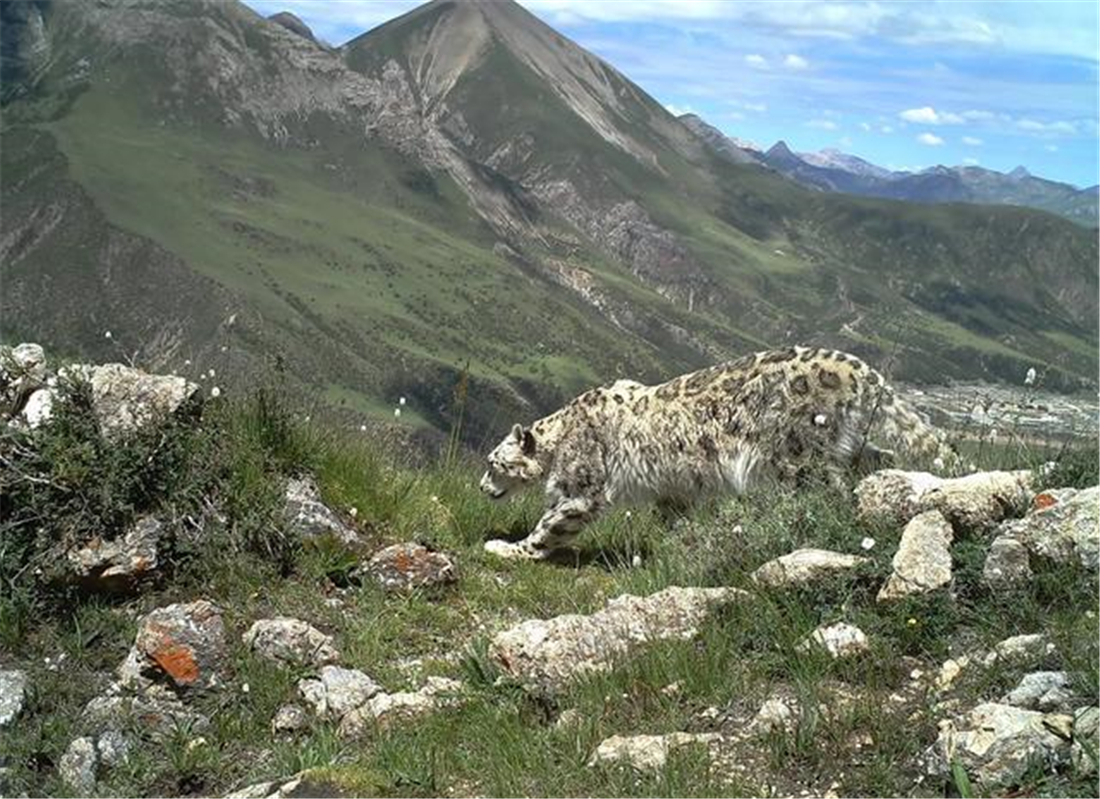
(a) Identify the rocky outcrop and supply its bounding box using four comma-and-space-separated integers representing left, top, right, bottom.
356, 542, 457, 592
877, 510, 954, 601
1001, 671, 1077, 712
59, 737, 98, 795
751, 549, 868, 589
983, 536, 1032, 590
243, 618, 340, 668
490, 586, 749, 694
1072, 706, 1099, 775
856, 469, 1034, 532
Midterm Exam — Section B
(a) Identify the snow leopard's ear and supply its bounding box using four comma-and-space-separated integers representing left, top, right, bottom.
521, 427, 537, 456
511, 423, 524, 443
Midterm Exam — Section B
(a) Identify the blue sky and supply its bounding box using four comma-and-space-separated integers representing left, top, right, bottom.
243, 0, 1100, 188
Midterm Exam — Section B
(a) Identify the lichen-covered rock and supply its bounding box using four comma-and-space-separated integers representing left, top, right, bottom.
95, 728, 131, 767
490, 586, 749, 694
878, 510, 954, 601
751, 549, 868, 588
856, 469, 1033, 532
119, 600, 227, 692
83, 362, 201, 439
338, 676, 463, 737
1071, 706, 1099, 775
20, 387, 55, 428
59, 737, 98, 794
588, 732, 722, 771
243, 618, 339, 668
855, 469, 944, 526
750, 697, 798, 734
297, 665, 380, 719
1001, 671, 1076, 712
83, 682, 208, 740
982, 633, 1057, 667
996, 486, 1098, 570
983, 536, 1033, 590
797, 622, 869, 659
927, 702, 1073, 787
357, 542, 457, 592
66, 516, 164, 592
272, 704, 310, 734
0, 670, 27, 728
284, 476, 359, 547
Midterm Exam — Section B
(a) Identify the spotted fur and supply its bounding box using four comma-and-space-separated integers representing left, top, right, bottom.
480, 347, 954, 559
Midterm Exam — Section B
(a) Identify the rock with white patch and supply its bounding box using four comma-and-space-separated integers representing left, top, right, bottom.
284, 476, 360, 547
243, 617, 339, 669
297, 665, 380, 720
751, 549, 868, 589
59, 737, 98, 794
1001, 671, 1077, 712
982, 536, 1032, 590
0, 670, 28, 728
588, 732, 722, 771
119, 600, 227, 692
797, 622, 869, 659
927, 702, 1073, 787
996, 486, 1099, 570
66, 516, 164, 592
86, 363, 202, 440
489, 586, 749, 694
338, 676, 463, 737
1071, 706, 1099, 775
877, 510, 954, 601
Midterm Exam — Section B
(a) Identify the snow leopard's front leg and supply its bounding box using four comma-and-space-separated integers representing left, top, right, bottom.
485, 431, 607, 560
484, 494, 605, 560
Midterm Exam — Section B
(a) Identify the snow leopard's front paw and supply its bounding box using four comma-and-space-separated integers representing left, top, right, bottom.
483, 539, 552, 560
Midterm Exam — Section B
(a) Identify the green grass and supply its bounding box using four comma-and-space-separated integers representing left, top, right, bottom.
2, 381, 1097, 798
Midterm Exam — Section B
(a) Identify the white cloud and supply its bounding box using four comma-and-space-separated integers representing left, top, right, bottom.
806, 119, 839, 130
838, 135, 853, 147
742, 101, 768, 112
962, 157, 980, 165
665, 103, 695, 116
727, 111, 746, 120
900, 106, 964, 125
783, 54, 809, 69
1016, 118, 1076, 134
961, 110, 995, 121
859, 122, 871, 132
1045, 144, 1060, 152
962, 136, 983, 145
745, 54, 768, 68
880, 125, 895, 134
917, 132, 944, 146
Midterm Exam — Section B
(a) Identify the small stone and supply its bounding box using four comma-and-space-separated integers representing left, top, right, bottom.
0, 670, 28, 727
338, 677, 463, 737
798, 622, 869, 659
59, 737, 98, 794
243, 618, 339, 668
284, 476, 359, 546
358, 542, 457, 592
983, 633, 1056, 666
1001, 671, 1076, 712
751, 548, 868, 588
588, 732, 722, 771
66, 515, 164, 593
272, 704, 310, 734
751, 697, 797, 734
983, 536, 1032, 589
878, 510, 954, 601
555, 708, 582, 729
95, 728, 131, 767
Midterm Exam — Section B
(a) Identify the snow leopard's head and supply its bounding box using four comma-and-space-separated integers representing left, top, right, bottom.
480, 424, 540, 500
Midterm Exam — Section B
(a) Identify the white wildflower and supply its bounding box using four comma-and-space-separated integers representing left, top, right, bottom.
208, 368, 216, 378
631, 554, 643, 568
184, 359, 191, 366
732, 524, 744, 535
349, 507, 358, 518
394, 407, 402, 418
932, 456, 945, 472
220, 345, 228, 352
359, 424, 367, 432
210, 386, 221, 398
241, 683, 250, 694
813, 413, 828, 426
104, 331, 112, 339
861, 537, 876, 550
1024, 367, 1037, 386
399, 396, 407, 406
304, 415, 311, 423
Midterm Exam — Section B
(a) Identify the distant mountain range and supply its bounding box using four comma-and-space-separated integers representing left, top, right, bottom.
1, 0, 1096, 444
679, 113, 1098, 227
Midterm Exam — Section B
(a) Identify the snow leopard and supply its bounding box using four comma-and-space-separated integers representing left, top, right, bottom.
480, 346, 955, 560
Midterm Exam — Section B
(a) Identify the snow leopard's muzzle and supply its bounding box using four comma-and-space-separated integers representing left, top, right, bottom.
480, 471, 509, 500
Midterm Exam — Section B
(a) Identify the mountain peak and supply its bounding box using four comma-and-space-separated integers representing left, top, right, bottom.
1009, 165, 1031, 180
767, 140, 796, 158
267, 11, 317, 43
